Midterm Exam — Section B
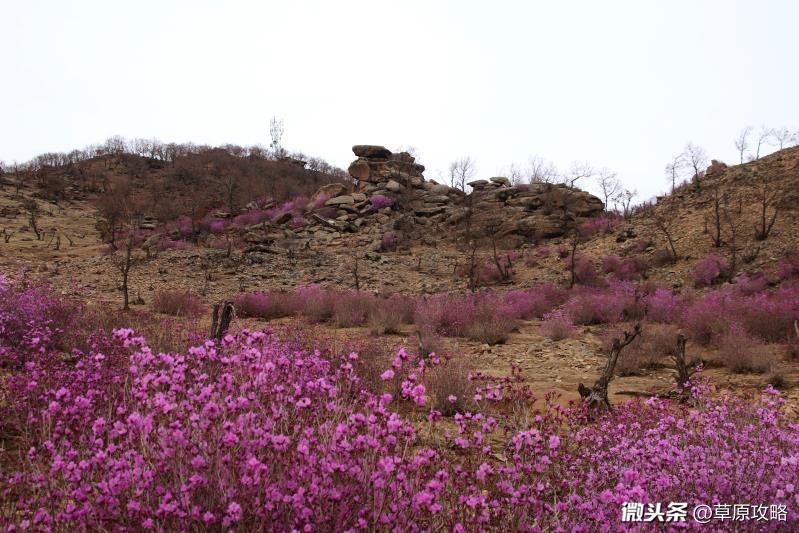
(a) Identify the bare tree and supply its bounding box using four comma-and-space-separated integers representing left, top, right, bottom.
734, 126, 752, 164
269, 116, 285, 159
616, 189, 637, 219
22, 199, 42, 240
754, 178, 781, 240
526, 156, 558, 183
483, 217, 513, 283
755, 126, 773, 160
771, 127, 796, 150
653, 201, 680, 262
449, 156, 477, 192
96, 183, 131, 248
563, 161, 594, 188
707, 183, 725, 248
673, 334, 693, 400
683, 142, 708, 190
505, 163, 524, 186
112, 230, 143, 310
722, 194, 744, 277
568, 227, 582, 288
595, 169, 621, 211
665, 155, 686, 193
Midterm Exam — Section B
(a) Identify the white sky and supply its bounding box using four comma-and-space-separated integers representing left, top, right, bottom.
1, 0, 797, 201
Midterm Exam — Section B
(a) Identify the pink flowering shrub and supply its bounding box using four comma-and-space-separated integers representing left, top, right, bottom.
579, 214, 620, 239
2, 314, 798, 530
415, 293, 516, 344
570, 255, 601, 285
540, 310, 576, 341
501, 283, 565, 320
2, 277, 799, 529
370, 195, 395, 211
601, 254, 623, 275
209, 220, 226, 234
734, 273, 770, 295
565, 282, 636, 325
680, 291, 733, 345
692, 253, 728, 287
681, 287, 799, 345
151, 289, 204, 317
381, 231, 397, 251
0, 274, 79, 367
233, 209, 271, 227
311, 194, 332, 210
642, 288, 683, 323
477, 254, 515, 284
233, 291, 296, 319
290, 216, 308, 230
775, 251, 799, 280
175, 215, 194, 237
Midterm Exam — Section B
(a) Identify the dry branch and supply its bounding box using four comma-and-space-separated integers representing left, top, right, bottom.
578, 323, 641, 417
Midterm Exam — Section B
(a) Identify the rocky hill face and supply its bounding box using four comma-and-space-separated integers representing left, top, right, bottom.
578, 146, 799, 287
243, 145, 605, 255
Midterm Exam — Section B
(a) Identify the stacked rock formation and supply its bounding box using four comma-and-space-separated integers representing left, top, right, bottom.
321, 145, 464, 223
240, 144, 605, 255
462, 178, 605, 239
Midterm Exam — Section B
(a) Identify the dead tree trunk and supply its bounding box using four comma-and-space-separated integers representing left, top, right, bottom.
673, 334, 692, 399
578, 323, 641, 417
210, 301, 235, 340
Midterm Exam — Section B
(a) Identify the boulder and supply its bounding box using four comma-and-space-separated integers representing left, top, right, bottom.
386, 180, 401, 192
351, 192, 367, 202
352, 145, 392, 159
516, 214, 566, 238
468, 179, 489, 189
312, 182, 347, 201
425, 195, 451, 204
348, 159, 371, 181
490, 176, 511, 187
325, 195, 355, 206
429, 183, 452, 195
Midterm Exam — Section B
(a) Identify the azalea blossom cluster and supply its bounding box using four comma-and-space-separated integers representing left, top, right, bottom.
2, 276, 799, 530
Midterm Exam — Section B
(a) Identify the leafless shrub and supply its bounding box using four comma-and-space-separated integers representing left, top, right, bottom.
718, 327, 774, 374
368, 302, 405, 335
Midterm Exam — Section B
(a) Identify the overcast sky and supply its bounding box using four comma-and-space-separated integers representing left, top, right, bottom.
2, 0, 797, 202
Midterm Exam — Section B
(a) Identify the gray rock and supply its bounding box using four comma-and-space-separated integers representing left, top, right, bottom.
426, 195, 451, 204
414, 206, 446, 217
352, 145, 392, 158
490, 176, 511, 186
312, 183, 347, 201
468, 179, 489, 188
325, 195, 355, 206
386, 179, 401, 192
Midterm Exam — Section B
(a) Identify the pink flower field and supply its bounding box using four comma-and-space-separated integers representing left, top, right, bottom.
1, 275, 798, 531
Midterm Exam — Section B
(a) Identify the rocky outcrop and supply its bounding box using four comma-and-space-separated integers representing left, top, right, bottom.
240, 144, 605, 254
